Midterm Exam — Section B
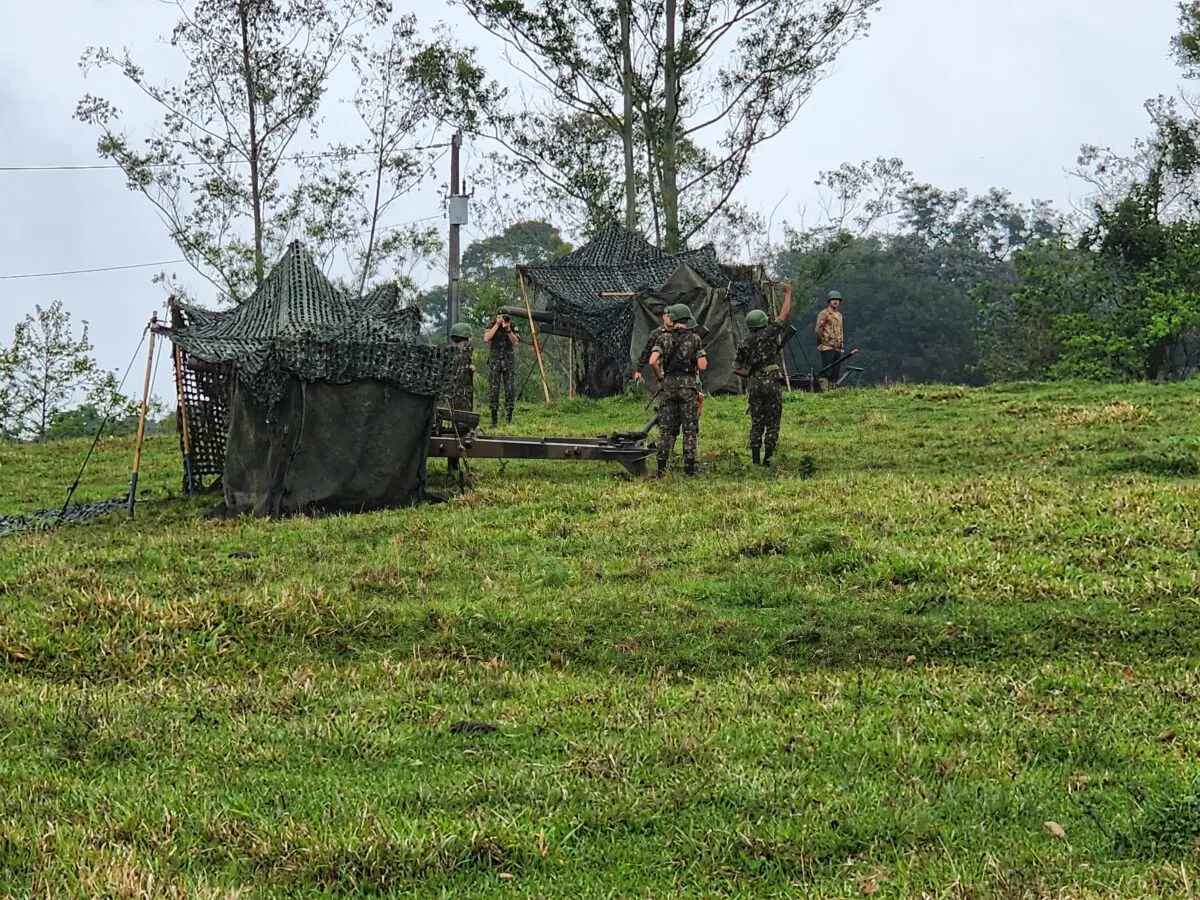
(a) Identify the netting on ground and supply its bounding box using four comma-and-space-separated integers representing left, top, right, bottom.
0, 498, 128, 537
519, 225, 762, 375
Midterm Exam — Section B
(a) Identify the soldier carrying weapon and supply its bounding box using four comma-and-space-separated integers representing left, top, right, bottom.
733, 283, 793, 466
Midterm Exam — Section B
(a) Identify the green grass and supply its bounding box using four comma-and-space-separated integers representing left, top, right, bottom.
2, 381, 1200, 898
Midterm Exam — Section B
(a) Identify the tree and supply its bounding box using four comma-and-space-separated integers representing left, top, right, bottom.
459, 0, 880, 249
75, 1, 494, 302
1, 301, 104, 441
418, 220, 572, 330
770, 162, 1068, 385
287, 18, 502, 292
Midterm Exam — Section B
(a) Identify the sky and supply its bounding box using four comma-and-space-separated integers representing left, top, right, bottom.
0, 0, 1185, 379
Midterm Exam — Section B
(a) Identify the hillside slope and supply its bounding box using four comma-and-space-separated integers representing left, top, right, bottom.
2, 382, 1199, 898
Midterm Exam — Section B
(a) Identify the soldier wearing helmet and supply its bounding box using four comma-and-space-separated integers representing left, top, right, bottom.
449, 322, 475, 412
633, 306, 673, 385
815, 290, 844, 388
733, 283, 793, 466
647, 303, 707, 476
484, 312, 520, 426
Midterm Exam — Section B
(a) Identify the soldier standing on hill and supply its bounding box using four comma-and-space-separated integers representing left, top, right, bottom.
815, 290, 844, 389
733, 283, 793, 466
633, 306, 672, 385
648, 304, 707, 477
449, 322, 475, 411
484, 312, 520, 426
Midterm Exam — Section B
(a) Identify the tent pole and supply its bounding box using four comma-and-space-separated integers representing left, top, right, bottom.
517, 271, 551, 403
568, 338, 575, 399
127, 312, 158, 518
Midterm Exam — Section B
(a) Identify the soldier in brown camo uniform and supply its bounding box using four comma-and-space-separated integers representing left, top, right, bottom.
733, 284, 793, 466
815, 290, 844, 389
648, 304, 707, 477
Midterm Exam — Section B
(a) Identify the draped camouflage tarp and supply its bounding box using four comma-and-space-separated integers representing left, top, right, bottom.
518, 225, 762, 394
166, 242, 458, 515
630, 263, 749, 396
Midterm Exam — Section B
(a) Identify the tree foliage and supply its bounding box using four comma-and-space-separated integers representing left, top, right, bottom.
76, 0, 496, 301
0, 301, 106, 441
460, 0, 880, 250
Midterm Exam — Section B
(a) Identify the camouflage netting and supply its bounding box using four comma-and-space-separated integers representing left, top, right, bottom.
165, 242, 456, 515
518, 225, 764, 393
0, 499, 128, 538
170, 243, 444, 408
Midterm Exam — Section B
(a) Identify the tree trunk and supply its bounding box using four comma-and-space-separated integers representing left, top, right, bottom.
238, 0, 266, 287
619, 0, 637, 230
661, 0, 681, 251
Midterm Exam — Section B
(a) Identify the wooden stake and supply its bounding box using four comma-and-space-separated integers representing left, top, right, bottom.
518, 271, 551, 403
568, 338, 575, 399
172, 343, 197, 495
128, 312, 158, 518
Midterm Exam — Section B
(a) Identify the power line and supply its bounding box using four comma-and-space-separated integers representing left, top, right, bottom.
0, 215, 446, 281
0, 260, 187, 281
0, 143, 453, 173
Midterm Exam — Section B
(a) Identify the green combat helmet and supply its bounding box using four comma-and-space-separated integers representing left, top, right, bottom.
668, 304, 693, 324
827, 290, 842, 301
450, 322, 472, 340
745, 309, 769, 330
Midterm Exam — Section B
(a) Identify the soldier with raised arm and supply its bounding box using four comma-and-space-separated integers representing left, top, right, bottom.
733, 283, 793, 466
484, 312, 520, 426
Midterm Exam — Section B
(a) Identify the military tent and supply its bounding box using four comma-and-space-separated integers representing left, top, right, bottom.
629, 263, 749, 395
166, 242, 458, 516
517, 224, 765, 397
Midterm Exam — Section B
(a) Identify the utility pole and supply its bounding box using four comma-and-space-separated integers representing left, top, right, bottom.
446, 129, 465, 335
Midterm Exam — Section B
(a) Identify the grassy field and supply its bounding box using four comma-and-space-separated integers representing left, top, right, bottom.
2, 381, 1199, 898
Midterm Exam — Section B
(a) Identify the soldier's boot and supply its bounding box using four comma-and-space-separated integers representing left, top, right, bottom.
751, 446, 761, 466
762, 447, 774, 468
656, 459, 667, 478
683, 458, 697, 476
490, 410, 498, 428
505, 407, 513, 424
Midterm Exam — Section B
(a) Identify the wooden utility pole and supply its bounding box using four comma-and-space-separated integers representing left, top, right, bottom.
447, 129, 464, 335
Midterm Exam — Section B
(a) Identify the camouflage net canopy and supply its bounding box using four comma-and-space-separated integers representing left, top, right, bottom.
170, 242, 454, 409
518, 225, 763, 387
166, 242, 458, 514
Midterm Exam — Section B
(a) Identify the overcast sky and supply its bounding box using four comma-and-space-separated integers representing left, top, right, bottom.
0, 0, 1184, 379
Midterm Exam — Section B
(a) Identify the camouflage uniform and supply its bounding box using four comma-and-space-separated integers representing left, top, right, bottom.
735, 321, 786, 460
651, 328, 705, 472
450, 341, 475, 411
635, 325, 669, 378
815, 306, 844, 385
487, 325, 518, 423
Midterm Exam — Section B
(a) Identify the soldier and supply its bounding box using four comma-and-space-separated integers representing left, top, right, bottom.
647, 303, 707, 477
449, 322, 475, 411
733, 284, 793, 466
633, 306, 672, 385
815, 290, 844, 389
484, 312, 520, 426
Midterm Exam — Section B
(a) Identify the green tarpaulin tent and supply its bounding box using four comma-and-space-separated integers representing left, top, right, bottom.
630, 263, 750, 396
167, 242, 458, 516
